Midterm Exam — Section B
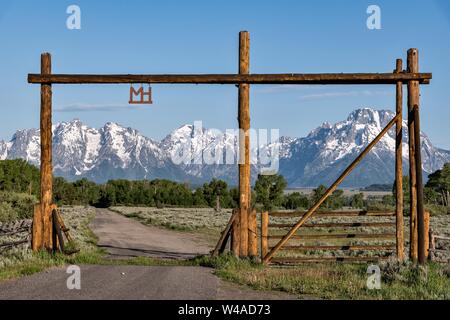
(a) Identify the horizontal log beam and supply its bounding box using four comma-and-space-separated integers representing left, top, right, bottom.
270, 256, 389, 264
269, 211, 395, 217
268, 233, 395, 240
270, 222, 395, 229
28, 73, 432, 85
433, 235, 450, 241
278, 245, 396, 251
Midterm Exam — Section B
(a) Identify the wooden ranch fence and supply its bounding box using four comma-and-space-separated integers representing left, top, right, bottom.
28, 31, 432, 264
0, 220, 32, 254
260, 211, 430, 265
429, 231, 450, 263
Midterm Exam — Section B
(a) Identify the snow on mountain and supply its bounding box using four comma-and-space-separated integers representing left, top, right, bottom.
0, 108, 449, 187
0, 141, 10, 160
279, 108, 450, 187
5, 128, 41, 164
160, 124, 241, 182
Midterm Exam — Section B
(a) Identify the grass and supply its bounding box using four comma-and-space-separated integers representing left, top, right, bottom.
1, 205, 449, 300
193, 254, 450, 300
110, 206, 233, 245
110, 206, 232, 232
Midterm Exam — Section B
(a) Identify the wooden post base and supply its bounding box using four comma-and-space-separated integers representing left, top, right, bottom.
32, 202, 57, 252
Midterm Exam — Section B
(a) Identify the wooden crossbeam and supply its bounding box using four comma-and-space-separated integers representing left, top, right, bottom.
28, 73, 432, 85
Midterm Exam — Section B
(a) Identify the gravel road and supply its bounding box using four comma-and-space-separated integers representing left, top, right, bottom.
0, 209, 296, 300
91, 208, 211, 259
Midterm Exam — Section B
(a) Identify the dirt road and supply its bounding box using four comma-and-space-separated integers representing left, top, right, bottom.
0, 209, 296, 300
91, 208, 211, 259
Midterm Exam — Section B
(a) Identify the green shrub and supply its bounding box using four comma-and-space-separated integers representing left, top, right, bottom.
0, 192, 37, 221
0, 202, 18, 222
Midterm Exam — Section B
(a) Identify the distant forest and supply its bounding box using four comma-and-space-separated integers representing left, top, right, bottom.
0, 159, 448, 222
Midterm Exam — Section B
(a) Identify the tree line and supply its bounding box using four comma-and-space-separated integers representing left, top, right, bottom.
0, 159, 448, 213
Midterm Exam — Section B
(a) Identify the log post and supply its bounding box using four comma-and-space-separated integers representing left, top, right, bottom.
410, 49, 427, 264
231, 209, 240, 257
261, 211, 269, 260
394, 59, 404, 261
248, 209, 257, 257
407, 49, 418, 262
33, 53, 54, 251
424, 211, 430, 259
32, 204, 42, 251
238, 31, 250, 258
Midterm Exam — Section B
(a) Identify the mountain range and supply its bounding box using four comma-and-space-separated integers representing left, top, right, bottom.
1, 108, 449, 188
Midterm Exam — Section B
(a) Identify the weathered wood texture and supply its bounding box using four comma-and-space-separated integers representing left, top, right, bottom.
39, 53, 54, 251
395, 59, 405, 261
32, 204, 42, 251
271, 257, 389, 264
424, 211, 430, 259
248, 209, 258, 257
0, 220, 32, 235
260, 212, 269, 260
407, 49, 419, 262
278, 245, 395, 251
230, 209, 240, 257
268, 233, 395, 240
52, 208, 64, 252
408, 51, 427, 265
238, 31, 250, 257
270, 222, 395, 229
263, 114, 400, 264
269, 210, 395, 217
28, 73, 432, 85
0, 219, 32, 253
212, 209, 238, 257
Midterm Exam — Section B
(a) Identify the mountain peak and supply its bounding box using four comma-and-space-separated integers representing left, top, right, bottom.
347, 107, 394, 126
1, 111, 449, 187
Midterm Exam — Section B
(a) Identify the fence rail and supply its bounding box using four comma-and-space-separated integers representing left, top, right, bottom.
429, 231, 450, 263
261, 210, 401, 264
0, 220, 32, 254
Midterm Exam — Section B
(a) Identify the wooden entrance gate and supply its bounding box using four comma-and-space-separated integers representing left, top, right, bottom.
28, 31, 432, 264
261, 210, 430, 264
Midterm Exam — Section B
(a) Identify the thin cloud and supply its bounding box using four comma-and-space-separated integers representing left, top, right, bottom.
55, 103, 145, 112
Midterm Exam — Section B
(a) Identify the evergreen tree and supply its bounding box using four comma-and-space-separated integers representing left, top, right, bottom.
254, 174, 287, 211
351, 193, 364, 209
425, 163, 449, 206
284, 192, 309, 210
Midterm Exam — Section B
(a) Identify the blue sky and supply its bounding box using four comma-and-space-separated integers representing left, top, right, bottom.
0, 0, 449, 148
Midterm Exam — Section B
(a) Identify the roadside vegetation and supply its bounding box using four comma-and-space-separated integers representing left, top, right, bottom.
193, 254, 450, 300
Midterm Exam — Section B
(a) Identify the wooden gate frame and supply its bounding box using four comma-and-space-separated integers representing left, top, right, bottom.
28, 32, 431, 264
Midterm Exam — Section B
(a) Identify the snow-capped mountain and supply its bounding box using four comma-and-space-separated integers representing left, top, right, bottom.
0, 108, 449, 187
278, 108, 450, 187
